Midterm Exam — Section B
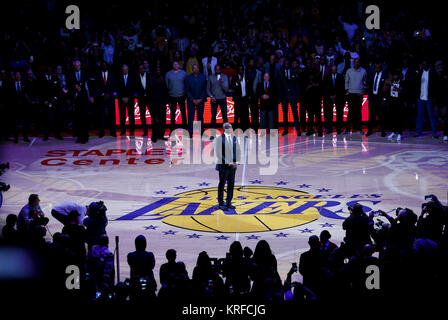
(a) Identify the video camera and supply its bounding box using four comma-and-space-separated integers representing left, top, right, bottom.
0, 162, 10, 192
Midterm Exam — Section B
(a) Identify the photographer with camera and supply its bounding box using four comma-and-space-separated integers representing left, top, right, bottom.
369, 208, 417, 250
417, 195, 447, 243
0, 162, 11, 197
342, 203, 373, 254
83, 201, 108, 249
17, 194, 49, 233
127, 235, 157, 300
221, 241, 251, 296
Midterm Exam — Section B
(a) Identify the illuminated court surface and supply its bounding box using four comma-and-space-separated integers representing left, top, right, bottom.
1, 129, 447, 285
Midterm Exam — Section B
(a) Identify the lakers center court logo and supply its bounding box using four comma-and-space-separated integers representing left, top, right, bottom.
116, 186, 378, 233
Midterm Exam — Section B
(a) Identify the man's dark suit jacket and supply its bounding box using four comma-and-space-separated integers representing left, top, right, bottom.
215, 134, 241, 171
117, 73, 135, 98
256, 81, 276, 110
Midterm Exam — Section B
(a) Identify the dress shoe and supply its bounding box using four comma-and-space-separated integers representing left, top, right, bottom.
218, 205, 227, 211
306, 131, 313, 136
381, 132, 387, 137
120, 131, 126, 136
111, 132, 117, 137
226, 204, 236, 209
43, 136, 49, 141
23, 137, 30, 143
55, 135, 63, 140
99, 132, 105, 138
282, 130, 288, 136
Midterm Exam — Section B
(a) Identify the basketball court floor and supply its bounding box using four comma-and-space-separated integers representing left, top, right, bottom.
1, 129, 447, 285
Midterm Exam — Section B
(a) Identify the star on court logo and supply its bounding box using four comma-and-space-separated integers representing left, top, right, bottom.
116, 186, 382, 233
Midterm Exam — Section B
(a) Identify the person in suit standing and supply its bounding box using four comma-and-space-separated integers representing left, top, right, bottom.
68, 60, 89, 95
215, 122, 241, 211
185, 63, 207, 136
415, 60, 438, 138
305, 73, 323, 136
278, 59, 300, 135
207, 65, 229, 131
73, 81, 89, 143
149, 67, 169, 142
230, 65, 250, 131
400, 57, 416, 131
10, 71, 31, 143
257, 73, 276, 132
366, 62, 388, 136
324, 65, 346, 134
117, 64, 135, 136
135, 64, 151, 137
39, 66, 63, 141
245, 58, 262, 130
95, 61, 116, 137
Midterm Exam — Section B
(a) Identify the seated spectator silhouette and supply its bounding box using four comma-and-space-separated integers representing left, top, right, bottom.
17, 194, 48, 234
192, 251, 224, 300
221, 241, 251, 295
299, 235, 325, 295
127, 235, 157, 295
159, 249, 190, 300
83, 201, 108, 249
250, 240, 282, 300
2, 214, 18, 245
62, 210, 87, 272
87, 235, 114, 295
342, 203, 372, 253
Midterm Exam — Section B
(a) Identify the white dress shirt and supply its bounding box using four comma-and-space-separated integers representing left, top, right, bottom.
420, 70, 429, 101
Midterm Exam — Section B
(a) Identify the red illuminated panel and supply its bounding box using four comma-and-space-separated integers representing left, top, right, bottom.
115, 96, 369, 126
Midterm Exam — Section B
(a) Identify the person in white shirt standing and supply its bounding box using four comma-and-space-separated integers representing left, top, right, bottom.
415, 60, 438, 139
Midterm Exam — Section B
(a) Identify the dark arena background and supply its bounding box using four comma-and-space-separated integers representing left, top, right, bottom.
0, 0, 448, 316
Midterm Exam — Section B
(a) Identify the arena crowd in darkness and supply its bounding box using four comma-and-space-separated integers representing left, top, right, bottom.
1, 193, 447, 307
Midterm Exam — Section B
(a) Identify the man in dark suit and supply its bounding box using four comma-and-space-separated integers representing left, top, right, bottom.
73, 81, 89, 143
95, 61, 117, 137
185, 63, 207, 136
415, 60, 438, 138
68, 60, 89, 94
400, 58, 416, 131
149, 67, 169, 142
215, 122, 241, 211
366, 62, 388, 136
278, 59, 300, 135
10, 71, 31, 143
39, 66, 63, 141
257, 73, 276, 131
117, 64, 135, 136
230, 65, 251, 131
324, 65, 346, 134
304, 72, 323, 136
135, 64, 151, 137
